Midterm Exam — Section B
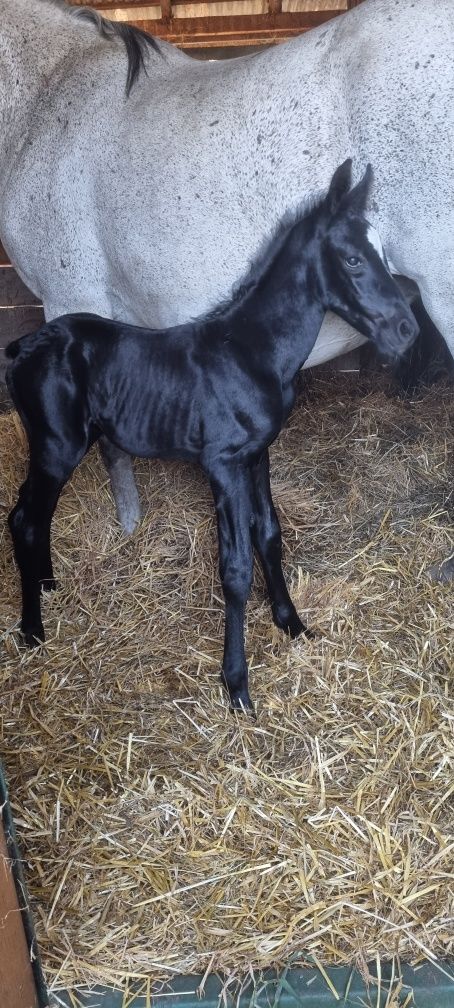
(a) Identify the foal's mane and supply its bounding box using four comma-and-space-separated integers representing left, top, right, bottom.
203, 191, 325, 323
42, 0, 161, 94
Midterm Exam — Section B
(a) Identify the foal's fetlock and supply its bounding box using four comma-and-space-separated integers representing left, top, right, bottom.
272, 603, 308, 639
21, 622, 45, 648
220, 670, 254, 713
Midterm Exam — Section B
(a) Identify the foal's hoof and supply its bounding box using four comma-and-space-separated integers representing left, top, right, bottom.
427, 558, 454, 584
21, 624, 45, 648
230, 691, 256, 716
273, 608, 313, 640
221, 673, 255, 715
286, 615, 312, 640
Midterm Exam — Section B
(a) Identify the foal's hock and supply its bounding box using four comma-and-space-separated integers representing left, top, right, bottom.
6, 161, 417, 709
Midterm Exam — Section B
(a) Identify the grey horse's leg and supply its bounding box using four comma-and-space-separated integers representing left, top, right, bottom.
99, 438, 141, 535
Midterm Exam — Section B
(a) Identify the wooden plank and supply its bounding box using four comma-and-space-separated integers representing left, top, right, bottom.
0, 820, 39, 1008
160, 0, 172, 20
86, 0, 340, 10
70, 0, 160, 6
0, 307, 45, 382
68, 0, 352, 46
0, 269, 41, 308
128, 10, 343, 45
72, 0, 345, 8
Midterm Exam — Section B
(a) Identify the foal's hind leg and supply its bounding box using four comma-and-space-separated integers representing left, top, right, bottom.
10, 475, 56, 593
99, 437, 141, 535
251, 451, 310, 639
9, 463, 69, 646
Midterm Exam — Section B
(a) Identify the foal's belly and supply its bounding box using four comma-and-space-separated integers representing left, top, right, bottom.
102, 401, 203, 461
97, 388, 203, 462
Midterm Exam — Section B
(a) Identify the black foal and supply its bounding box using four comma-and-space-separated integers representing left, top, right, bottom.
6, 160, 417, 709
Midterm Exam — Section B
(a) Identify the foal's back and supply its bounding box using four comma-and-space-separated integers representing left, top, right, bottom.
6, 313, 275, 465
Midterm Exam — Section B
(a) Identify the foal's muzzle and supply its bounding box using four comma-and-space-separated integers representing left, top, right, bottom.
374, 310, 419, 361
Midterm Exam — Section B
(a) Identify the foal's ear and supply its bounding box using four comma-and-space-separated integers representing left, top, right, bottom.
342, 163, 374, 214
326, 159, 353, 214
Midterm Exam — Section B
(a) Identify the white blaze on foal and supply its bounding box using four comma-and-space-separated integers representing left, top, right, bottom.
367, 225, 388, 267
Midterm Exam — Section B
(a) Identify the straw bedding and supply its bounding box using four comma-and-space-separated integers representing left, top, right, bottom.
0, 370, 453, 998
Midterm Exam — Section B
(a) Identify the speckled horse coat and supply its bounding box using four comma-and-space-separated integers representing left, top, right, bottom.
0, 0, 453, 544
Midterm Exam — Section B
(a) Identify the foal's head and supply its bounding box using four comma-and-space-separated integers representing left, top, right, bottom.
314, 160, 418, 358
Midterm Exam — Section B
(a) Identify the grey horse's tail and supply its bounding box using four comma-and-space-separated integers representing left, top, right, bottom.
74, 9, 161, 96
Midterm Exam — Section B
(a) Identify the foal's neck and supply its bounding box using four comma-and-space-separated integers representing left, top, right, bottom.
230, 216, 326, 384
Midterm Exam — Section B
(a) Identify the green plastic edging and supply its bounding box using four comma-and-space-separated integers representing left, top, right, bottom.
55, 960, 454, 1008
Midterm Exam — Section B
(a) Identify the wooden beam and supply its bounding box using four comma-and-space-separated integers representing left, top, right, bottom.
73, 0, 343, 8
160, 0, 172, 20
67, 1, 348, 46
128, 10, 343, 46
70, 0, 157, 6
0, 820, 39, 1008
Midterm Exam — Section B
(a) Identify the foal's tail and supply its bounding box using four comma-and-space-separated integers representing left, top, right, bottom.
5, 329, 40, 359
5, 338, 22, 360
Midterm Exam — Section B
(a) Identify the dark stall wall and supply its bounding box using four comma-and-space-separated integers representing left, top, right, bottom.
0, 269, 45, 398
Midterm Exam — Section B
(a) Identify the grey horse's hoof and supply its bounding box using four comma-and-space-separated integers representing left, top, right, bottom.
427, 557, 454, 583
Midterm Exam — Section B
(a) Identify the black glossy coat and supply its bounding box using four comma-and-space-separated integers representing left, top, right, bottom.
6, 161, 417, 709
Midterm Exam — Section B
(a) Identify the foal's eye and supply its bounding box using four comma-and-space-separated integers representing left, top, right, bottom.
345, 256, 362, 269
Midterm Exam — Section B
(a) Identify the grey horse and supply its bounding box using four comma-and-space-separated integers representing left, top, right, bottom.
0, 0, 453, 570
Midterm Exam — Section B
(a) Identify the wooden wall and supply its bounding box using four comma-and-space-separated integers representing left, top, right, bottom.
0, 270, 44, 389
0, 817, 40, 1008
70, 0, 362, 49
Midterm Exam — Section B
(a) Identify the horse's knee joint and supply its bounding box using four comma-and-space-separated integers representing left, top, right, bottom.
264, 528, 281, 552
8, 505, 27, 538
222, 567, 252, 604
254, 515, 280, 546
8, 506, 40, 553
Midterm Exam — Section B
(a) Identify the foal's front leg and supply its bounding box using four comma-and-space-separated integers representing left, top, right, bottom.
208, 462, 254, 710
251, 450, 309, 639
